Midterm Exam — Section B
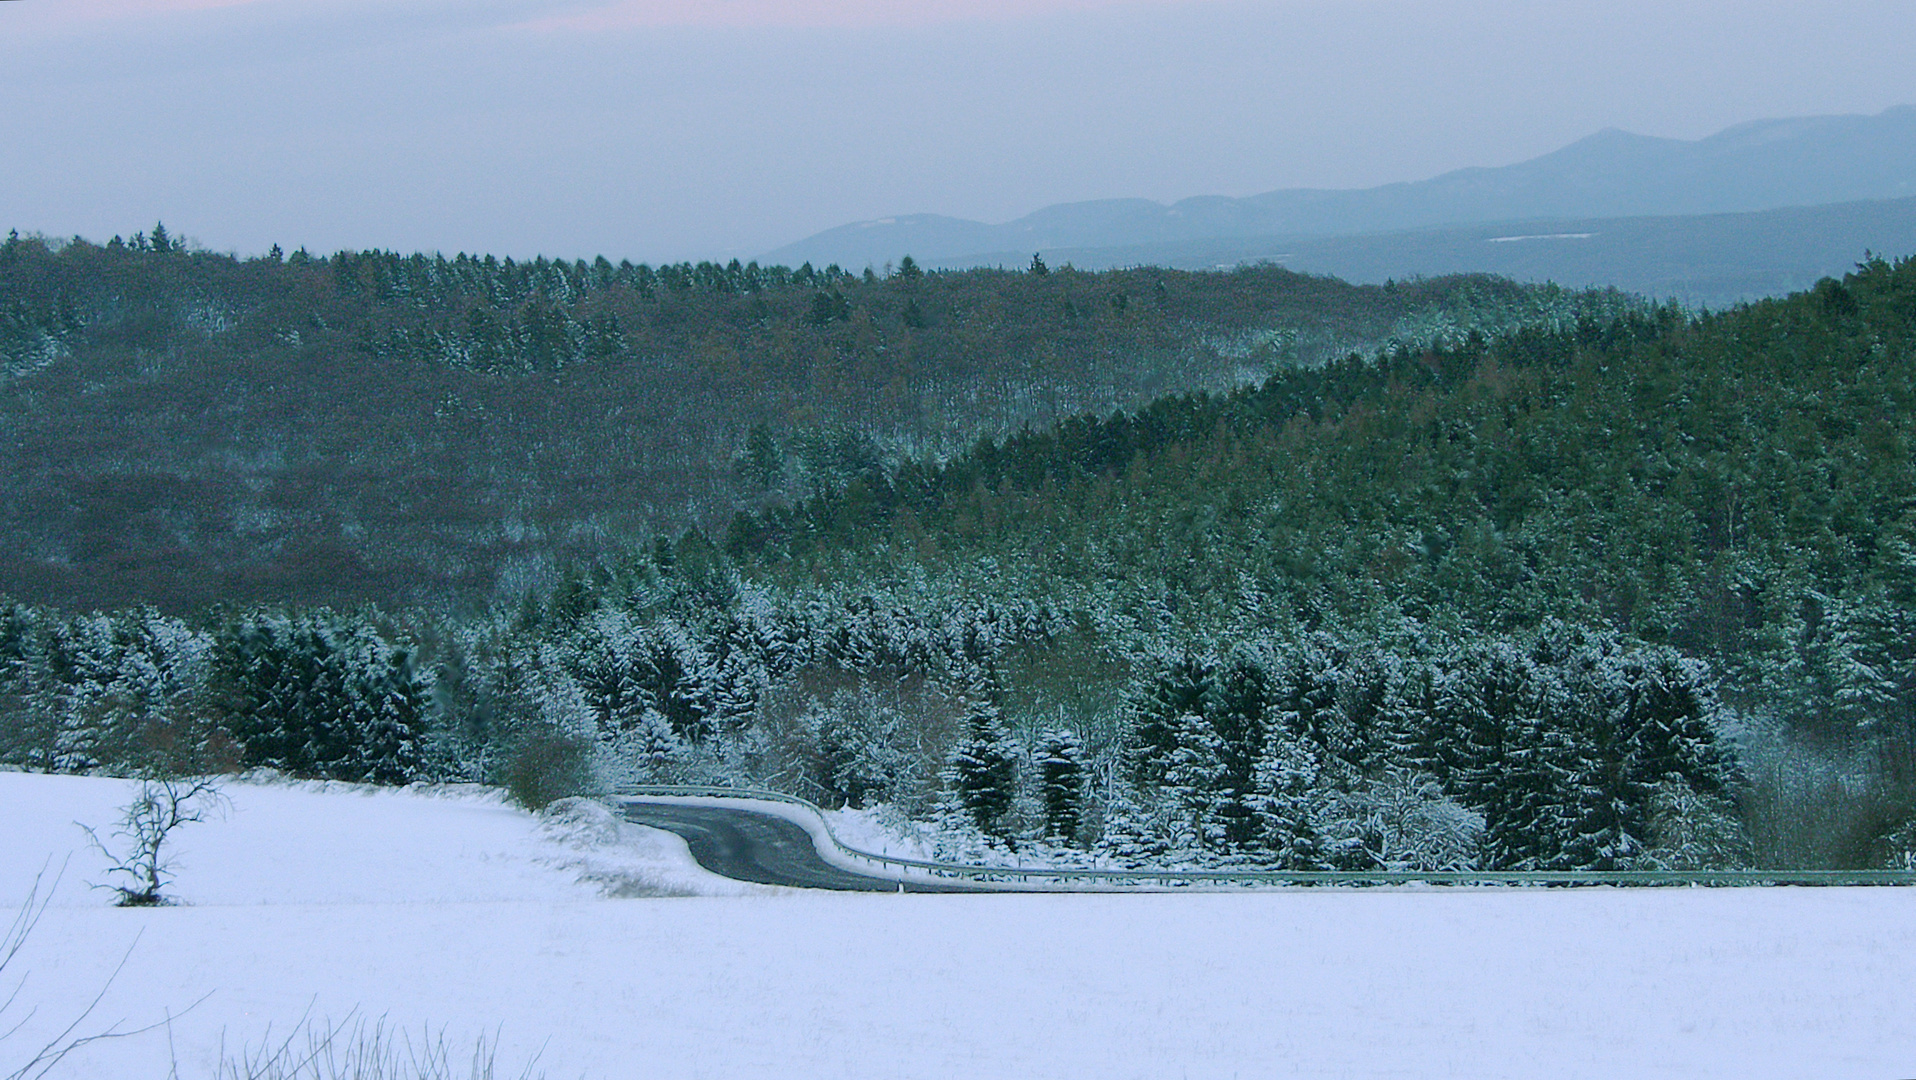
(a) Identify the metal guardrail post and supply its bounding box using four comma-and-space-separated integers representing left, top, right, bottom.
611, 784, 1916, 888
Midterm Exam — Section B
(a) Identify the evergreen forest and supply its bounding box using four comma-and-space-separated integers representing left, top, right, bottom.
4, 226, 1915, 872
0, 229, 1611, 612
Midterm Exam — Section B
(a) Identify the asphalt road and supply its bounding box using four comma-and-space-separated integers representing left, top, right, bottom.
619, 800, 986, 892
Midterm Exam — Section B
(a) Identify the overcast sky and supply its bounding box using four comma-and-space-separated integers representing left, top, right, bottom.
6, 0, 1913, 262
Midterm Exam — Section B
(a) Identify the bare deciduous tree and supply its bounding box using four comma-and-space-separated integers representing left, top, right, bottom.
80, 777, 229, 907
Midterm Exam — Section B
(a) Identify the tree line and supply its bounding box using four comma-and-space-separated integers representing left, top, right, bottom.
0, 577, 1758, 872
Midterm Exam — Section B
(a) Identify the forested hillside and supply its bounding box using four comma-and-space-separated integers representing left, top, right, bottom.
0, 229, 1618, 612
5, 227, 1915, 871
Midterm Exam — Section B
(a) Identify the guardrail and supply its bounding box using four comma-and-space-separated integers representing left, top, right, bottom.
612, 784, 1916, 888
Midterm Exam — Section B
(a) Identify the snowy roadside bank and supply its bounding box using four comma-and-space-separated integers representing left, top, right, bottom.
4, 772, 1914, 1080
0, 771, 771, 907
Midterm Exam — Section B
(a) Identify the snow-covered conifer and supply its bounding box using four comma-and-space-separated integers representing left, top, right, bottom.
1245, 733, 1330, 870
1643, 778, 1752, 870
1159, 712, 1229, 855
1127, 652, 1213, 788
947, 694, 1021, 835
569, 610, 652, 736
1036, 728, 1086, 843
213, 611, 430, 783
0, 603, 46, 766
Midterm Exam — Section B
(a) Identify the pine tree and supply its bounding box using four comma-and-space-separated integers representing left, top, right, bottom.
948, 696, 1020, 835
569, 610, 650, 736
740, 424, 785, 490
1478, 713, 1575, 870
1435, 639, 1535, 809
349, 639, 430, 784
1128, 652, 1213, 787
42, 614, 122, 774
1247, 732, 1329, 869
1160, 711, 1229, 855
0, 604, 45, 765
1206, 650, 1270, 849
1036, 728, 1085, 843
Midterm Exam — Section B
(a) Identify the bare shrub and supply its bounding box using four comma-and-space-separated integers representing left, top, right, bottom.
3, 863, 174, 1080
217, 1013, 544, 1080
1738, 723, 1916, 869
754, 670, 963, 814
80, 777, 228, 906
500, 732, 594, 812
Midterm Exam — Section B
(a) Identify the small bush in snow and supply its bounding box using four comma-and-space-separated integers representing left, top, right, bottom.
1318, 769, 1484, 872
536, 797, 623, 848
501, 731, 595, 812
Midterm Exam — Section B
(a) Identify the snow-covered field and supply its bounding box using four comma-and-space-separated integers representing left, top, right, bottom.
4, 772, 1914, 1080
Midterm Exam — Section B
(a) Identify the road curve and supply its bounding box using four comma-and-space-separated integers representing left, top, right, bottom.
619, 799, 986, 892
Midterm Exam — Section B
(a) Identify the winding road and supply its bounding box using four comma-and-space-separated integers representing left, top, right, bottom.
619, 797, 1916, 891
619, 799, 987, 892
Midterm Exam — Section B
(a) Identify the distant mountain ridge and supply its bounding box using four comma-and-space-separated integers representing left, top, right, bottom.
937, 196, 1916, 310
765, 106, 1916, 269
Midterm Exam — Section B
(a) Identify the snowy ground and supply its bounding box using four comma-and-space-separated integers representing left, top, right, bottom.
818, 804, 936, 862
5, 772, 1915, 1080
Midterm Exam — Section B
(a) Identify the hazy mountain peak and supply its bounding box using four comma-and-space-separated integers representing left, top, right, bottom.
1542, 126, 1684, 157
764, 105, 1916, 270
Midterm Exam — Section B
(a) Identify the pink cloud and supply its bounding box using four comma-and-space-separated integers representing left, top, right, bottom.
514, 0, 1216, 32
18, 0, 1224, 35
9, 0, 268, 34
39, 0, 265, 16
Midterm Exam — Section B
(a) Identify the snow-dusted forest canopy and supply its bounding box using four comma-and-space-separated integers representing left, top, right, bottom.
0, 231, 1622, 613
4, 228, 1916, 871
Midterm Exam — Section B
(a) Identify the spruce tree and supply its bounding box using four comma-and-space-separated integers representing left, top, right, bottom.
1247, 732, 1328, 869
1036, 728, 1085, 843
1128, 653, 1213, 788
1160, 711, 1229, 855
948, 696, 1020, 835
350, 641, 430, 785
0, 604, 42, 760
